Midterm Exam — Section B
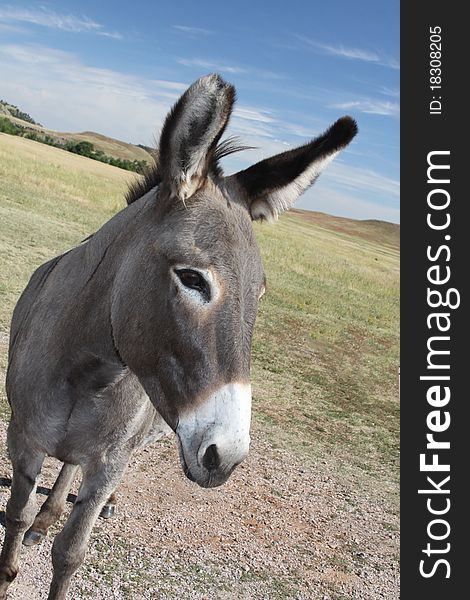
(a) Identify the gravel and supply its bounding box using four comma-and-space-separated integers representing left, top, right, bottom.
0, 419, 399, 600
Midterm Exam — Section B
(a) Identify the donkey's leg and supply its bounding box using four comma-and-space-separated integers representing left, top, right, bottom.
25, 464, 117, 546
0, 430, 45, 598
23, 463, 79, 547
47, 459, 128, 600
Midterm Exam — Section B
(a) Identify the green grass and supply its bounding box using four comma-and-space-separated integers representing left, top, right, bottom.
252, 212, 399, 485
0, 132, 399, 496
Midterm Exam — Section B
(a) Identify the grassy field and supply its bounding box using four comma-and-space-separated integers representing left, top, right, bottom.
0, 131, 399, 499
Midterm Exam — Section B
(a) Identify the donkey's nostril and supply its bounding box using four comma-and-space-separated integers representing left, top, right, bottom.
202, 444, 220, 471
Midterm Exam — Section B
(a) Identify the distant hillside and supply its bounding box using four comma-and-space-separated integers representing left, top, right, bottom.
0, 102, 152, 166
291, 208, 399, 250
0, 100, 41, 126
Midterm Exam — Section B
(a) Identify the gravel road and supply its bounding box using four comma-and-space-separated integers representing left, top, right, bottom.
0, 419, 399, 600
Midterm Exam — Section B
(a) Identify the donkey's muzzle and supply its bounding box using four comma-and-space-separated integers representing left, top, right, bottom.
180, 441, 242, 488
176, 382, 252, 488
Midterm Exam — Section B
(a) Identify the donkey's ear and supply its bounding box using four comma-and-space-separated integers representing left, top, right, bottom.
159, 73, 235, 201
231, 116, 358, 221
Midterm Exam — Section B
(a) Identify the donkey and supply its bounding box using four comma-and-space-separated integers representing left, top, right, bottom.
0, 74, 357, 599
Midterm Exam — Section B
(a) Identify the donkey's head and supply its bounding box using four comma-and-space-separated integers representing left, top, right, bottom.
112, 74, 357, 488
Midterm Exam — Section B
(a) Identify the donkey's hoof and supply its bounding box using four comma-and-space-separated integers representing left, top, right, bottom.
23, 529, 46, 547
100, 504, 116, 519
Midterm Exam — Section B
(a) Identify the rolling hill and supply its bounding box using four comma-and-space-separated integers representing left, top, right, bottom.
0, 100, 152, 165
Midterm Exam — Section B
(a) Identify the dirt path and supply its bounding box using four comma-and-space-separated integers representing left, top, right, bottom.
0, 423, 398, 600
0, 330, 398, 599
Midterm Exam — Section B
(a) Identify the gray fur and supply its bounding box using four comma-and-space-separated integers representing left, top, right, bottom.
0, 73, 356, 599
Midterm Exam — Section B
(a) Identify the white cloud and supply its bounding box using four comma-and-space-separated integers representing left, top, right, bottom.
150, 80, 187, 91
176, 57, 287, 80
331, 99, 399, 117
0, 44, 169, 144
0, 6, 122, 38
327, 161, 399, 199
378, 86, 400, 98
177, 57, 248, 75
233, 106, 276, 124
0, 21, 27, 33
173, 25, 214, 35
278, 122, 318, 139
316, 43, 380, 63
296, 35, 399, 70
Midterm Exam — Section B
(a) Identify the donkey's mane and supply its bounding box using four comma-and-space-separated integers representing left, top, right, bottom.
125, 137, 251, 206
125, 151, 161, 206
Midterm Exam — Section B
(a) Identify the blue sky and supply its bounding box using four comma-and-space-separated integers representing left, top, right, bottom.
0, 1, 399, 222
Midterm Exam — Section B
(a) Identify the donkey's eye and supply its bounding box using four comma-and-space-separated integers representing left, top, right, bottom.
175, 269, 210, 298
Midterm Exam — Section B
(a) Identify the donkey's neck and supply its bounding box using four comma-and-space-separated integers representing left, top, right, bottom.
68, 190, 156, 353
